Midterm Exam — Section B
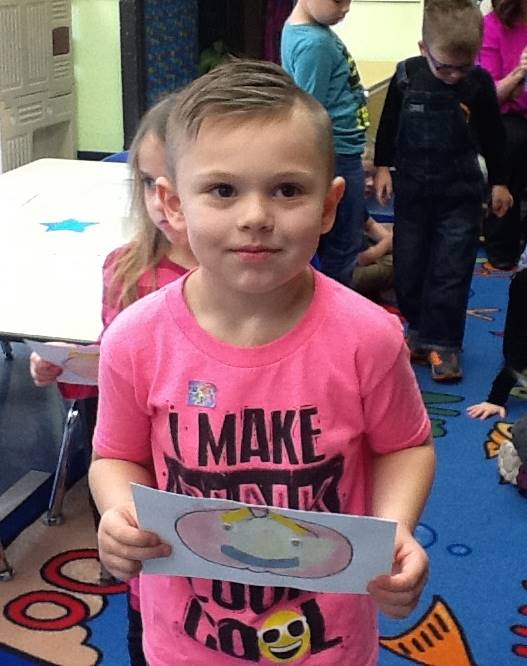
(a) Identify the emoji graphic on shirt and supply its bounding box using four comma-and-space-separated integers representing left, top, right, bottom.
258, 610, 311, 663
175, 507, 353, 578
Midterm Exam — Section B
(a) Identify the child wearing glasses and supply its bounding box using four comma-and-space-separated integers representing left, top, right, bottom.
374, 0, 512, 382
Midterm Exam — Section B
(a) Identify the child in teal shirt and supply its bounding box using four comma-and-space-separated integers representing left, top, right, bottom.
281, 0, 369, 285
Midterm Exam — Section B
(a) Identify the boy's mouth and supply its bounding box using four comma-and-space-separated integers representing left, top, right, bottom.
232, 246, 281, 262
233, 245, 280, 253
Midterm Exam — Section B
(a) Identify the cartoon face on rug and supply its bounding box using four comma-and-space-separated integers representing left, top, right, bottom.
175, 507, 353, 578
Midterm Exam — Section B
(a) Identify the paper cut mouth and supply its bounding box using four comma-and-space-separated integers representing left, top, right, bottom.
220, 545, 300, 569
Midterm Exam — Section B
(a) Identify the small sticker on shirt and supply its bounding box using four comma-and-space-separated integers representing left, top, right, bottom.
408, 103, 425, 113
188, 381, 217, 408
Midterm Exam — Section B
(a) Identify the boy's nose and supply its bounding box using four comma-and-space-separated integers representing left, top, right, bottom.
238, 194, 274, 230
445, 70, 464, 84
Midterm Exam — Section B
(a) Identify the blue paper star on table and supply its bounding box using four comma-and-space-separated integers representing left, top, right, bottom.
41, 219, 98, 233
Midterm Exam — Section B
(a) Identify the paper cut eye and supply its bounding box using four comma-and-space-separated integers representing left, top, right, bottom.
290, 538, 301, 547
223, 523, 232, 531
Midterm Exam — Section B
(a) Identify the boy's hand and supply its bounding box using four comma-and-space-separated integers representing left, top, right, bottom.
29, 352, 63, 386
367, 526, 428, 619
374, 167, 393, 207
97, 501, 172, 581
466, 401, 506, 420
491, 185, 513, 218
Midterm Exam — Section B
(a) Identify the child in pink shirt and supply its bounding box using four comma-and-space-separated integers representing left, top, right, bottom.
89, 59, 435, 666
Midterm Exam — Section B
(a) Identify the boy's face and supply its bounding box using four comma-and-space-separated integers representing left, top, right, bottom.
419, 41, 475, 85
302, 0, 351, 26
160, 107, 344, 297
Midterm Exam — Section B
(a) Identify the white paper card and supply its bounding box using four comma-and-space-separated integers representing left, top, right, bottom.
132, 484, 396, 594
24, 339, 99, 385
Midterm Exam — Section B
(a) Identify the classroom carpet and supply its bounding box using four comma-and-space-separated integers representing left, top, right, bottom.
1, 256, 526, 666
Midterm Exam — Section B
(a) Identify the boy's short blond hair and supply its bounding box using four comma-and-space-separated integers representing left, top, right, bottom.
165, 59, 335, 181
422, 0, 483, 59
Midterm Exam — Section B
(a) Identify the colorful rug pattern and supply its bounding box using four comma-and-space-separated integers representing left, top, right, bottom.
1, 257, 526, 665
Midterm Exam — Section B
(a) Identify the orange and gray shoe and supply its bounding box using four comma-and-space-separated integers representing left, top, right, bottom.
405, 334, 428, 365
429, 350, 463, 382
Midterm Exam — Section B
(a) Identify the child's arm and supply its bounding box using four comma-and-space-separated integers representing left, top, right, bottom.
466, 366, 516, 419
358, 218, 393, 266
374, 168, 393, 207
373, 73, 400, 171
466, 401, 506, 419
367, 434, 435, 618
374, 72, 402, 206
474, 68, 510, 210
89, 455, 171, 581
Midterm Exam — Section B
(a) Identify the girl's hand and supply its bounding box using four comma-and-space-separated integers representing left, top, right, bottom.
29, 352, 63, 386
375, 167, 393, 207
97, 501, 171, 581
367, 526, 428, 619
491, 185, 513, 218
466, 401, 506, 420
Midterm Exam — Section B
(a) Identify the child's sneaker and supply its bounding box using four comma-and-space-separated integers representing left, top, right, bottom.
429, 350, 463, 382
405, 333, 428, 365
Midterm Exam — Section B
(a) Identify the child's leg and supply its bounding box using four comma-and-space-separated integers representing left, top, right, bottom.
484, 114, 527, 269
317, 153, 365, 284
392, 194, 434, 334
350, 255, 393, 300
417, 196, 481, 351
127, 584, 146, 666
503, 269, 527, 371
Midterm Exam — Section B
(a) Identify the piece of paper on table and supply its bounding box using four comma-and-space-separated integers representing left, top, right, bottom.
24, 339, 99, 385
132, 484, 396, 594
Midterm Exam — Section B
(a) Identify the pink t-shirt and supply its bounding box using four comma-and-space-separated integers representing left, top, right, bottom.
94, 270, 431, 666
479, 11, 527, 116
59, 245, 186, 400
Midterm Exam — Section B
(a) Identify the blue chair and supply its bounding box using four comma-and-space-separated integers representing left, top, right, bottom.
102, 151, 129, 163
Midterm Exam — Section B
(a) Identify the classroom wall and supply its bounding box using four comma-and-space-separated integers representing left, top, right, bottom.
69, 1, 424, 153
72, 0, 123, 153
333, 1, 424, 62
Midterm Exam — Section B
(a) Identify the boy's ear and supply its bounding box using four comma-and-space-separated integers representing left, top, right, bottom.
418, 40, 426, 57
320, 176, 346, 235
156, 176, 185, 231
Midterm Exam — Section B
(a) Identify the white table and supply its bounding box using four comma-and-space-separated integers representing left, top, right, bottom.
0, 158, 133, 344
0, 159, 133, 548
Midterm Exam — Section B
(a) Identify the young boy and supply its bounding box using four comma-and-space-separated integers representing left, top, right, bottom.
374, 0, 513, 382
89, 60, 435, 666
281, 0, 369, 286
